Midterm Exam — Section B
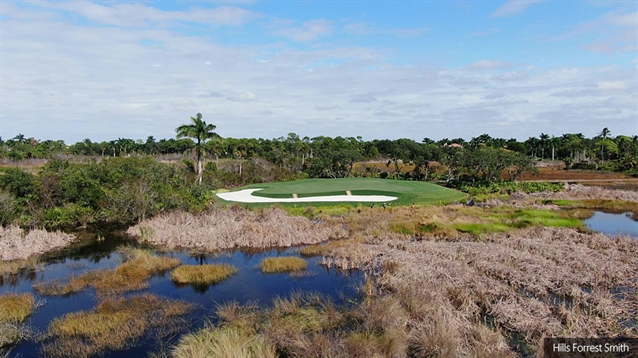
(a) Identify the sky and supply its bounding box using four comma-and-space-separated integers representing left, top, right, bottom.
1, 0, 637, 143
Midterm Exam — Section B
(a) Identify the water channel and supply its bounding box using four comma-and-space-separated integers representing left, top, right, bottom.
1, 230, 363, 357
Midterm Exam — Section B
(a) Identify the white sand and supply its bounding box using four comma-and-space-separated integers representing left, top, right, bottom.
217, 188, 398, 203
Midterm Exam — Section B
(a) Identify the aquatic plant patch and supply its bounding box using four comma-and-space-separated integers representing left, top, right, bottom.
34, 248, 180, 296
171, 264, 238, 286
0, 293, 36, 348
42, 294, 194, 358
260, 257, 307, 273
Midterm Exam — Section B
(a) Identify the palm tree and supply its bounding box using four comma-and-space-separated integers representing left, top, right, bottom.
176, 113, 218, 184
539, 133, 550, 160
599, 127, 610, 163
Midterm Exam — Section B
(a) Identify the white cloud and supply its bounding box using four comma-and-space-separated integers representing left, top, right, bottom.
489, 0, 545, 18
34, 2, 262, 28
1, 2, 636, 143
274, 19, 333, 42
467, 60, 514, 70
605, 11, 637, 26
598, 81, 627, 90
315, 103, 340, 110
227, 92, 259, 102
344, 22, 428, 38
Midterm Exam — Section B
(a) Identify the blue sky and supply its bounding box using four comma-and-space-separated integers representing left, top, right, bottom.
1, 0, 636, 143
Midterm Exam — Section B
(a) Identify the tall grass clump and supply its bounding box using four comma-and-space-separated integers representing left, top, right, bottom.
171, 264, 238, 286
260, 257, 307, 273
34, 248, 180, 296
0, 226, 75, 261
126, 207, 348, 251
42, 294, 193, 358
0, 293, 35, 348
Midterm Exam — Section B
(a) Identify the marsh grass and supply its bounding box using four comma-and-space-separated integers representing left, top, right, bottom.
127, 207, 348, 251
547, 199, 638, 218
0, 226, 75, 261
171, 264, 238, 286
43, 294, 193, 358
34, 248, 180, 296
0, 256, 38, 277
260, 257, 307, 273
0, 293, 36, 348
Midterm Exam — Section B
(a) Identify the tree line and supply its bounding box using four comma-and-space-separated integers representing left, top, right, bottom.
3, 120, 636, 178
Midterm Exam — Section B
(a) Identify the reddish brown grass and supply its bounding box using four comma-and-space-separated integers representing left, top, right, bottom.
319, 226, 637, 355
0, 226, 75, 261
526, 184, 638, 202
126, 207, 348, 251
517, 167, 628, 181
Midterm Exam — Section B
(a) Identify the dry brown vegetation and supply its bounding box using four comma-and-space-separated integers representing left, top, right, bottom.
34, 248, 180, 296
171, 264, 238, 286
0, 226, 75, 261
0, 293, 36, 348
260, 257, 307, 273
318, 226, 638, 356
528, 184, 638, 202
42, 294, 194, 358
517, 166, 628, 181
0, 256, 38, 278
135, 184, 636, 356
173, 290, 513, 358
127, 207, 348, 250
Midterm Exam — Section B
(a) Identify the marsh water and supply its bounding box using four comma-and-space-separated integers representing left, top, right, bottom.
584, 211, 638, 239
1, 230, 363, 357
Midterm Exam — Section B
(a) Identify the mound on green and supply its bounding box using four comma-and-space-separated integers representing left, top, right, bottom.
229, 178, 467, 206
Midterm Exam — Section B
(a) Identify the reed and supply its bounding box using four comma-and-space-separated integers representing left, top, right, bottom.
126, 207, 348, 251
0, 226, 75, 261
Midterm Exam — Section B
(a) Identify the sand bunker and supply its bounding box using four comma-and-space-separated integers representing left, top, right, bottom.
217, 189, 398, 203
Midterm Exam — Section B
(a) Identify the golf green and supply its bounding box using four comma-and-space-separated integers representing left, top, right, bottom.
240, 178, 466, 206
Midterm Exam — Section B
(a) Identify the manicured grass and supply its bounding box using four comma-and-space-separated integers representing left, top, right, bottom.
234, 178, 467, 206
171, 264, 238, 286
260, 257, 307, 273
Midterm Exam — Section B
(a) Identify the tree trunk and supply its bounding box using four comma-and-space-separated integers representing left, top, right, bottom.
239, 161, 242, 175
552, 146, 555, 161
198, 159, 203, 184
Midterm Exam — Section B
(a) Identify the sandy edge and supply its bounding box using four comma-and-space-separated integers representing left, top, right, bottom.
217, 188, 398, 203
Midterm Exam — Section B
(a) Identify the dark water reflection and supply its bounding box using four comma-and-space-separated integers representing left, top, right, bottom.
584, 211, 638, 239
2, 230, 363, 357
